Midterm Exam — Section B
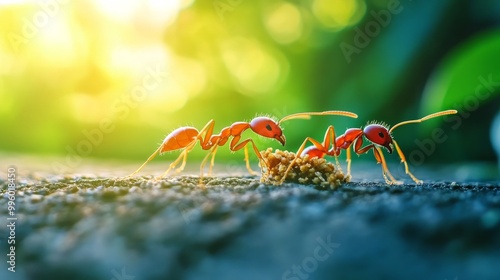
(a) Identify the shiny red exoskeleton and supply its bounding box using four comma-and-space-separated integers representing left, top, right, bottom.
280, 110, 458, 185
130, 110, 357, 182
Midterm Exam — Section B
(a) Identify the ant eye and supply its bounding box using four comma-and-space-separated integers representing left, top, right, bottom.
378, 132, 384, 138
265, 124, 272, 131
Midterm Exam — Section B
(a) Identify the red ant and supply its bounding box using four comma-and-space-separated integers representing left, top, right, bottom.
130, 110, 357, 181
279, 110, 458, 185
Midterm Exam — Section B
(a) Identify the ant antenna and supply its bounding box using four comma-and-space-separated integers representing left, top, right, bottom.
389, 110, 458, 133
279, 110, 358, 124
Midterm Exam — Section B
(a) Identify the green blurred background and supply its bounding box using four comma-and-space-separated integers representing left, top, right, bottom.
1, 0, 499, 173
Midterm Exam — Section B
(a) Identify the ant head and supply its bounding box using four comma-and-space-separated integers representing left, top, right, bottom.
363, 124, 393, 153
249, 117, 286, 146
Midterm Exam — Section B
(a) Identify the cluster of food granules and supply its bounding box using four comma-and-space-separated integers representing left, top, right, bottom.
260, 148, 349, 189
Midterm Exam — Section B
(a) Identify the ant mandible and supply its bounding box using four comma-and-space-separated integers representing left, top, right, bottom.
130, 110, 358, 181
279, 110, 458, 185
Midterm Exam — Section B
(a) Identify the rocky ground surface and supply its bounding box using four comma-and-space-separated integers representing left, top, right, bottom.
0, 159, 499, 280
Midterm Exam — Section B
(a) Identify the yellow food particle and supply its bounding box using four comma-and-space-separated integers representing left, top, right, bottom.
260, 148, 349, 189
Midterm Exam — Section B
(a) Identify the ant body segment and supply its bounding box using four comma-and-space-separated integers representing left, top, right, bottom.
279, 110, 458, 185
130, 110, 357, 181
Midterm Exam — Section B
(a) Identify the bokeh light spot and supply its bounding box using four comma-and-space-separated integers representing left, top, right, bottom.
171, 56, 206, 98
221, 37, 282, 96
69, 94, 107, 124
144, 0, 182, 27
312, 0, 366, 30
34, 15, 80, 68
93, 0, 140, 22
264, 2, 303, 44
108, 44, 170, 80
180, 0, 194, 9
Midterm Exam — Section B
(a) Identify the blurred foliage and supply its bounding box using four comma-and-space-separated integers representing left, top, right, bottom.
421, 31, 500, 116
419, 30, 500, 162
0, 0, 499, 169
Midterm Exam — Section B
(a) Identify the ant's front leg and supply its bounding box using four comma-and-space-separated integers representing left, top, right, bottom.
345, 148, 352, 179
392, 140, 423, 184
279, 136, 328, 185
244, 145, 261, 176
373, 147, 402, 185
230, 136, 264, 176
200, 145, 219, 176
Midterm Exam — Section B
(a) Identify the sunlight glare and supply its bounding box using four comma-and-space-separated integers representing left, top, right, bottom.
35, 15, 81, 68
0, 0, 32, 6
145, 0, 182, 26
93, 0, 140, 22
93, 0, 183, 26
108, 44, 170, 80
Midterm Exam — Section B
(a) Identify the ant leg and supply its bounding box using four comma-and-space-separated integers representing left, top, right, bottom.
323, 126, 342, 173
209, 145, 219, 176
279, 126, 336, 184
198, 119, 216, 148
200, 145, 218, 177
175, 140, 198, 174
198, 146, 216, 186
129, 145, 162, 176
351, 139, 374, 181
393, 140, 423, 184
243, 145, 259, 176
279, 137, 327, 184
251, 145, 265, 174
333, 154, 342, 174
172, 120, 217, 177
346, 147, 352, 178
156, 151, 185, 179
230, 138, 265, 176
194, 120, 219, 184
372, 148, 391, 184
157, 141, 196, 179
373, 147, 401, 185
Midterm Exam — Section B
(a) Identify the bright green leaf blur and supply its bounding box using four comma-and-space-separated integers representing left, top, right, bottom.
421, 30, 500, 116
